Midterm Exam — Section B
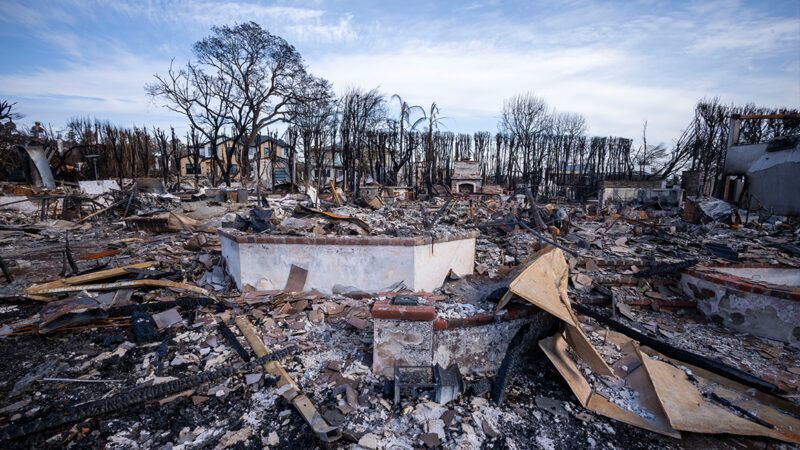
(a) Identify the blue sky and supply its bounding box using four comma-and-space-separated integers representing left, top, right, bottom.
0, 0, 798, 146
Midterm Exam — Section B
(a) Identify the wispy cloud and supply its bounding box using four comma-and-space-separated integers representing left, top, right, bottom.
0, 0, 797, 145
109, 0, 356, 44
312, 40, 698, 143
0, 48, 182, 129
287, 14, 356, 43
689, 17, 800, 54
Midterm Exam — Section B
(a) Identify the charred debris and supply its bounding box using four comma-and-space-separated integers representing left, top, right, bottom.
0, 155, 799, 449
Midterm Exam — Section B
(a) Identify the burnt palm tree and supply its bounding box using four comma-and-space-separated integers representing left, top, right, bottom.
424, 102, 448, 192
391, 94, 425, 185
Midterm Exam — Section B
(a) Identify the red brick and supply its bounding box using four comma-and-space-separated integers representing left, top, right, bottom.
699, 288, 716, 299
750, 284, 768, 295
371, 300, 436, 321
506, 304, 538, 319
433, 319, 448, 330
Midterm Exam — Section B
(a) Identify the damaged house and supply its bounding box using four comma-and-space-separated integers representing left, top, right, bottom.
721, 114, 800, 216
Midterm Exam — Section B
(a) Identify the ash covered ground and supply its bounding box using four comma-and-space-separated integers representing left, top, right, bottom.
0, 189, 798, 449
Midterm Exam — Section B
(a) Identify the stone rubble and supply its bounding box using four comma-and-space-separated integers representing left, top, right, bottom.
0, 183, 797, 448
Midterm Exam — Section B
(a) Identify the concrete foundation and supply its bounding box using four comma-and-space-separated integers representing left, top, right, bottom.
598, 180, 682, 208
680, 265, 800, 346
218, 230, 477, 294
372, 300, 555, 377
79, 180, 121, 196
0, 195, 39, 213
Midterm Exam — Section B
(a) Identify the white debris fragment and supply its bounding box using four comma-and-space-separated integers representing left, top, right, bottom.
358, 432, 381, 449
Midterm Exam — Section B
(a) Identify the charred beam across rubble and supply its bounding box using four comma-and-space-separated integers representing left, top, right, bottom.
572, 304, 784, 396
633, 259, 697, 278
108, 296, 216, 317
217, 321, 252, 362
515, 219, 579, 257
0, 255, 12, 283
0, 346, 296, 443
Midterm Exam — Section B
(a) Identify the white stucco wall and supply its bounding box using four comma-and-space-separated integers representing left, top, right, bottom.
413, 238, 475, 291
600, 186, 682, 207
79, 180, 122, 206
713, 267, 800, 288
220, 235, 241, 288
79, 180, 121, 196
600, 187, 640, 206
220, 234, 475, 294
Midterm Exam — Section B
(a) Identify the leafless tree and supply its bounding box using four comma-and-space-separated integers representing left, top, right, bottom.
499, 92, 549, 189
288, 88, 336, 191
170, 127, 182, 187
633, 120, 667, 175
339, 87, 386, 189
191, 22, 331, 186
0, 100, 22, 124
154, 127, 170, 186
186, 128, 202, 188
0, 100, 25, 175
147, 60, 232, 185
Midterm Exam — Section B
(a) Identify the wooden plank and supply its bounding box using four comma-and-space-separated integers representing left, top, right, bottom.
563, 324, 613, 376
509, 246, 613, 375
508, 247, 574, 324
27, 278, 208, 297
25, 261, 158, 294
235, 316, 341, 443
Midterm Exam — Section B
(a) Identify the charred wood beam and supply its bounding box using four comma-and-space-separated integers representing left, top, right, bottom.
704, 392, 775, 429
217, 321, 251, 362
0, 255, 12, 283
0, 347, 295, 443
516, 219, 578, 257
523, 187, 547, 231
633, 260, 697, 278
64, 232, 78, 275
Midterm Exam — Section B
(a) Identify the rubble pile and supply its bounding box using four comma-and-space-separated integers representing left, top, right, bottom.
0, 179, 799, 449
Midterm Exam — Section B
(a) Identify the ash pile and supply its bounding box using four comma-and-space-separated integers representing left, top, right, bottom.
0, 178, 799, 450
